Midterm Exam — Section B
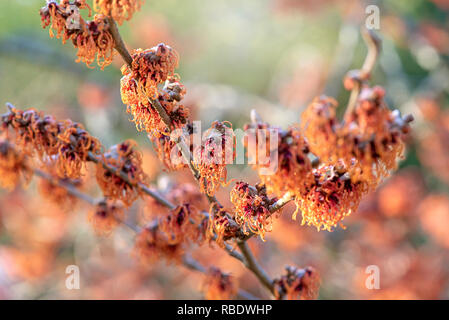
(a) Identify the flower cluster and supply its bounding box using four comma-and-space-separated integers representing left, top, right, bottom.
273, 266, 320, 300
93, 0, 144, 25
295, 164, 369, 231
88, 199, 124, 236
246, 122, 314, 198
121, 44, 179, 101
135, 203, 208, 264
230, 182, 278, 240
159, 204, 206, 244
120, 44, 191, 172
300, 95, 339, 159
202, 267, 238, 300
193, 121, 236, 196
96, 140, 148, 207
1, 106, 101, 179
40, 0, 115, 69
121, 73, 189, 138
245, 82, 412, 231
207, 204, 240, 247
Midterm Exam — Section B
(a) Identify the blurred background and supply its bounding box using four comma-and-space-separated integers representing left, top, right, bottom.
1, 0, 449, 299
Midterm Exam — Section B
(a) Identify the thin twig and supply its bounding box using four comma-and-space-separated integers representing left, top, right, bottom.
33, 168, 99, 206
86, 150, 177, 210
345, 28, 381, 117
32, 165, 141, 233
236, 240, 274, 295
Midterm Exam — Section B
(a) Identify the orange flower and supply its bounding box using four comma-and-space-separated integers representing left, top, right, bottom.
121, 75, 189, 138
93, 0, 144, 25
230, 182, 278, 240
339, 86, 410, 188
274, 266, 320, 300
121, 44, 179, 100
301, 95, 339, 161
57, 120, 101, 179
96, 140, 147, 207
207, 205, 239, 247
88, 199, 124, 236
150, 126, 190, 171
202, 267, 238, 300
40, 1, 114, 69
193, 121, 235, 196
2, 107, 61, 159
159, 204, 206, 245
251, 125, 314, 198
295, 164, 368, 231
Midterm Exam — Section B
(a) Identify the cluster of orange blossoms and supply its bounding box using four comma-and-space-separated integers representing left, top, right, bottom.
96, 140, 148, 207
93, 0, 144, 25
1, 106, 101, 180
0, 105, 152, 235
209, 207, 241, 247
120, 44, 193, 171
193, 121, 236, 196
295, 164, 369, 231
273, 266, 321, 300
202, 267, 238, 300
230, 182, 278, 240
40, 0, 116, 69
242, 82, 412, 231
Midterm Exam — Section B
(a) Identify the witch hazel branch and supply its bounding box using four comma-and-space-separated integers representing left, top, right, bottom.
0, 0, 413, 300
